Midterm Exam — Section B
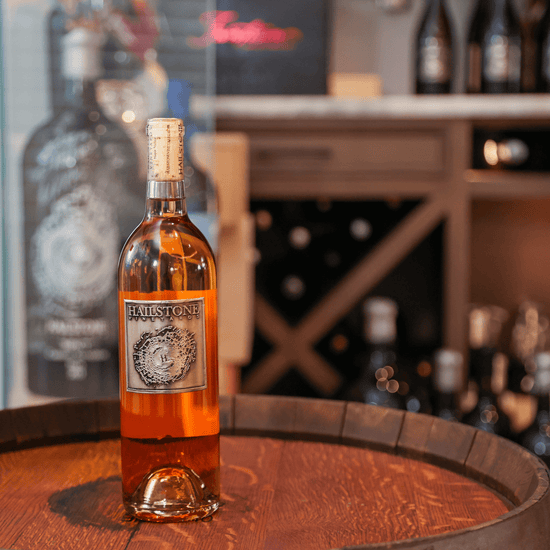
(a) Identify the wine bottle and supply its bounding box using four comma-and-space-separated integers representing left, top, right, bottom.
431, 348, 464, 422
535, 0, 550, 92
22, 25, 142, 398
345, 297, 404, 409
509, 301, 550, 394
465, 0, 487, 93
118, 118, 220, 521
414, 0, 455, 94
479, 0, 523, 94
47, 1, 68, 115
520, 352, 550, 466
463, 305, 513, 438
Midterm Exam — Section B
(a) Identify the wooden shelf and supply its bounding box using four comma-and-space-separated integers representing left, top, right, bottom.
211, 107, 550, 395
467, 170, 550, 199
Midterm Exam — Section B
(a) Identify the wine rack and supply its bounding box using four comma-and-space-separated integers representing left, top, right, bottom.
209, 100, 550, 397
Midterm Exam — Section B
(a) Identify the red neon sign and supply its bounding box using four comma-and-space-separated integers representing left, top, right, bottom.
187, 10, 304, 51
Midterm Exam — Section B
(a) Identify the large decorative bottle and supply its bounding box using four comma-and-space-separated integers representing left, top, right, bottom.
414, 0, 455, 94
22, 25, 141, 398
118, 118, 220, 521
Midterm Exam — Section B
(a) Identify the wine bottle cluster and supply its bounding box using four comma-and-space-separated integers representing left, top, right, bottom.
343, 297, 550, 467
415, 0, 550, 94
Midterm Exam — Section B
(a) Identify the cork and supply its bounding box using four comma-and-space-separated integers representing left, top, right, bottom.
146, 118, 185, 182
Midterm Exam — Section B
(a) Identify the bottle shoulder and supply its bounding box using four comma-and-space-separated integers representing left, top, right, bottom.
416, 3, 453, 40
119, 215, 217, 293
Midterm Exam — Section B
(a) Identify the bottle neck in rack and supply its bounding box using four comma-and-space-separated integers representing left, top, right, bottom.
145, 180, 187, 218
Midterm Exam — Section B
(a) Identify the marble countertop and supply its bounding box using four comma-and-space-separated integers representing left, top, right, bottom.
191, 94, 550, 121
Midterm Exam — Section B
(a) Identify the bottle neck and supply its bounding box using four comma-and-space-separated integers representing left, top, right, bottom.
145, 180, 187, 218
63, 79, 100, 110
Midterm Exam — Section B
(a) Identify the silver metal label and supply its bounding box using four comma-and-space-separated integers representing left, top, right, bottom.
124, 298, 207, 394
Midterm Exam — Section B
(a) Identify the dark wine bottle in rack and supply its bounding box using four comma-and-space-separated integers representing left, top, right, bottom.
414, 0, 455, 94
431, 348, 464, 421
479, 0, 523, 94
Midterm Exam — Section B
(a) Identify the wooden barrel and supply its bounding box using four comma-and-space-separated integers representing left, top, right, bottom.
0, 394, 548, 549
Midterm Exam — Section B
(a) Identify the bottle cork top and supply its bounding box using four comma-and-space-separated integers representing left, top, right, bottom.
363, 297, 398, 345
62, 27, 104, 80
146, 118, 185, 182
433, 348, 464, 393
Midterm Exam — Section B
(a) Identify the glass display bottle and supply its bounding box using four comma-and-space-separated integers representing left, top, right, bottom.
479, 0, 523, 93
118, 118, 220, 521
520, 352, 550, 466
431, 348, 464, 422
414, 0, 455, 94
22, 25, 142, 398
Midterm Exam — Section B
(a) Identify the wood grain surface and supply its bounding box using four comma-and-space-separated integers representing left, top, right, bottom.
0, 435, 509, 550
1, 395, 549, 549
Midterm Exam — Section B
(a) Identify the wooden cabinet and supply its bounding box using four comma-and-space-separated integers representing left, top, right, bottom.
205, 97, 550, 395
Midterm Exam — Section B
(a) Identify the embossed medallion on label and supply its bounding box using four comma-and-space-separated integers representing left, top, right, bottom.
125, 298, 207, 393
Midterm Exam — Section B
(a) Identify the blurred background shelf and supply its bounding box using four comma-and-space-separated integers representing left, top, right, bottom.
190, 95, 550, 403
468, 171, 550, 198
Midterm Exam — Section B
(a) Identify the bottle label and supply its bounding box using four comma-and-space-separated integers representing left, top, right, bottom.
419, 37, 450, 84
31, 184, 120, 315
124, 297, 207, 393
484, 36, 520, 83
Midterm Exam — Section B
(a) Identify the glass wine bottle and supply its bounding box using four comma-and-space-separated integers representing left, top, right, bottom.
118, 118, 220, 521
345, 297, 404, 409
520, 352, 550, 466
479, 0, 523, 94
462, 305, 513, 437
431, 348, 464, 422
414, 0, 455, 94
535, 0, 550, 92
465, 0, 487, 93
22, 25, 142, 398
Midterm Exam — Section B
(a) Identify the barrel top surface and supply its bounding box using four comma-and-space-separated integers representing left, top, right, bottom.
0, 395, 549, 550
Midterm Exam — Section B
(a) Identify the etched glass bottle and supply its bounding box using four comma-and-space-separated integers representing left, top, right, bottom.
22, 25, 141, 398
118, 118, 220, 521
